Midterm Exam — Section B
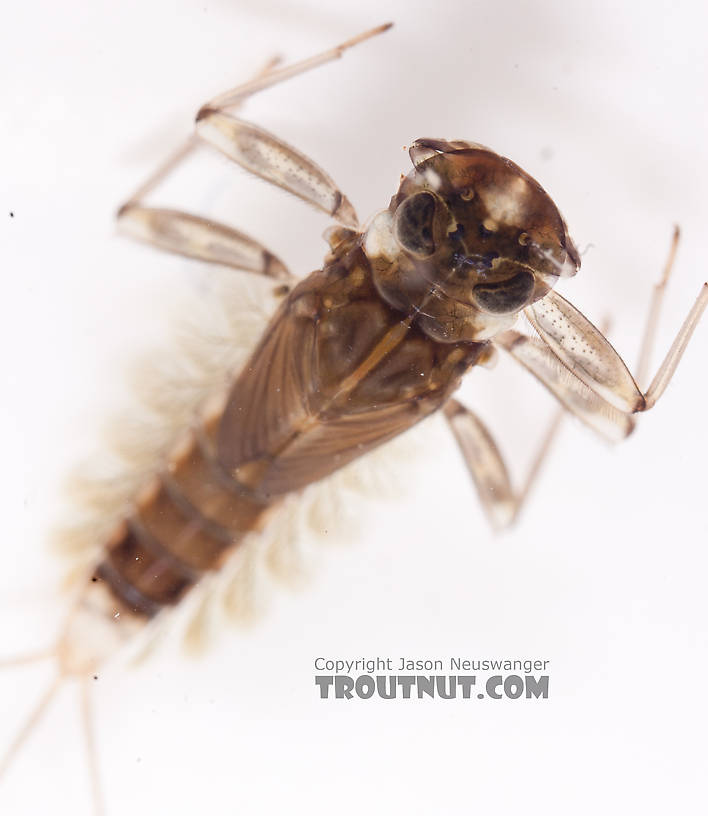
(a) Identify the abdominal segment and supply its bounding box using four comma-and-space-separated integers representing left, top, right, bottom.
92, 237, 484, 623
94, 418, 273, 619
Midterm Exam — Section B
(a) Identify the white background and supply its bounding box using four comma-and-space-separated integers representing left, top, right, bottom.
1, 1, 707, 814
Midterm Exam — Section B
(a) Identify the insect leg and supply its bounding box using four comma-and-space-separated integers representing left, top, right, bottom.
194, 111, 358, 227
524, 276, 708, 415
494, 330, 635, 442
117, 25, 393, 274
117, 57, 294, 281
119, 53, 282, 207
634, 226, 680, 388
443, 399, 564, 530
202, 23, 392, 112
642, 281, 708, 409
194, 24, 392, 227
117, 205, 292, 281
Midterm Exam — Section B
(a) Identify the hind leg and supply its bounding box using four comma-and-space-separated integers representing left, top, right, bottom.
443, 399, 565, 530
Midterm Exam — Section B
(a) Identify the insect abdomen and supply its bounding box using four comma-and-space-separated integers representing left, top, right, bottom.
95, 416, 272, 618
91, 237, 483, 622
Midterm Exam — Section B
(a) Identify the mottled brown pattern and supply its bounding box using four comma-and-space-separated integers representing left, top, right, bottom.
216, 237, 484, 497
94, 234, 484, 617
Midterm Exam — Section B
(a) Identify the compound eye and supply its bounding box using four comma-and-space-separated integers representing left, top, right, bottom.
473, 269, 535, 314
393, 191, 437, 257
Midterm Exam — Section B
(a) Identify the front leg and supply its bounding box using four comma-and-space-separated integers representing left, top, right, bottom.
116, 26, 391, 276
194, 112, 358, 227
190, 28, 397, 226
116, 55, 294, 280
497, 228, 707, 443
522, 227, 707, 416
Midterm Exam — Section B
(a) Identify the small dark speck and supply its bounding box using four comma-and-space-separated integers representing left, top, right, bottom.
91, 576, 97, 582
93, 674, 98, 680
9, 212, 14, 218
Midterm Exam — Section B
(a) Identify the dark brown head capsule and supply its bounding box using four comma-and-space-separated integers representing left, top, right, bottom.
364, 138, 580, 342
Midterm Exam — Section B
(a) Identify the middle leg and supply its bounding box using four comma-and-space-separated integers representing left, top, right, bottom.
116, 25, 391, 276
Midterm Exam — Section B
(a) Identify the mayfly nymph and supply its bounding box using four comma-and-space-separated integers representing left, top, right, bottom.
2, 21, 706, 814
